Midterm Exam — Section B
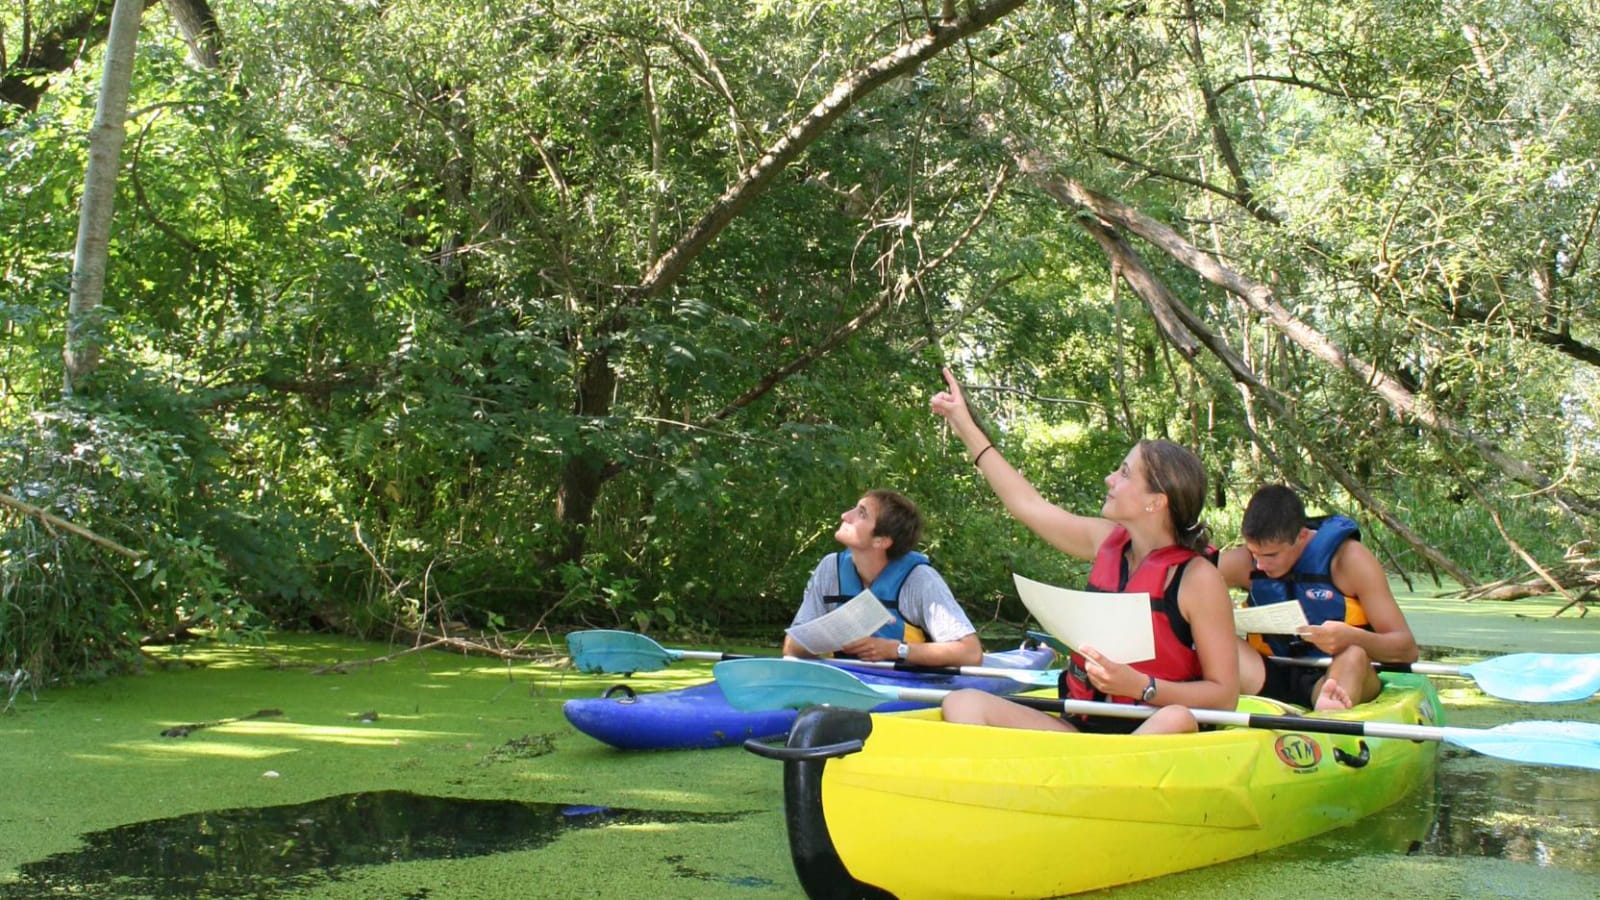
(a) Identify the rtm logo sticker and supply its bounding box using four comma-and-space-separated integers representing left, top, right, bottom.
1274, 734, 1323, 771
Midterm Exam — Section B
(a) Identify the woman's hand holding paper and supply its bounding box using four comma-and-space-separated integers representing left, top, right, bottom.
1079, 645, 1141, 699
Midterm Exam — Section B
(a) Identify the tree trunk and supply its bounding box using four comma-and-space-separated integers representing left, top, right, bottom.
1, 2, 164, 126
553, 346, 620, 564
162, 0, 222, 69
64, 0, 144, 395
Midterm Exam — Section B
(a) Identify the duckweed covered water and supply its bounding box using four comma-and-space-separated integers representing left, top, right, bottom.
5, 754, 1595, 899
2, 607, 1595, 899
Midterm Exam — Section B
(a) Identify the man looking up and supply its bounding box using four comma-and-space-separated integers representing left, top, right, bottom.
782, 490, 984, 667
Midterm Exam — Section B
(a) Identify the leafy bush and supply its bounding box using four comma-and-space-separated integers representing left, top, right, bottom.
0, 397, 264, 686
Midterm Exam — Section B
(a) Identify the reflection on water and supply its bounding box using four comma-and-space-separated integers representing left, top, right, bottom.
0, 791, 748, 899
1413, 750, 1600, 873
1094, 753, 1599, 899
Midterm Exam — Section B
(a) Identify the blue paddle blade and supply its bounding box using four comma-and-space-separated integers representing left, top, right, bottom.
1464, 653, 1600, 704
1026, 630, 1072, 658
715, 658, 891, 711
566, 630, 676, 674
1444, 721, 1600, 771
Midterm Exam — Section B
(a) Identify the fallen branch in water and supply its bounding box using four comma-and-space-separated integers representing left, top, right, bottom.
160, 708, 284, 738
1449, 542, 1597, 617
311, 631, 566, 675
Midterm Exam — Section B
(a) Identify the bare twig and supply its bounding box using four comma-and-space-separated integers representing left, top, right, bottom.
3, 669, 36, 714
0, 492, 141, 559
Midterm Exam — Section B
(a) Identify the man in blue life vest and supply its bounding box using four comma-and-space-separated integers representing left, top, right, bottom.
1216, 485, 1418, 710
782, 489, 984, 667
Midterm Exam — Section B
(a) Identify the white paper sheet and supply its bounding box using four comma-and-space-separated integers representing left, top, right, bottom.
1012, 573, 1155, 663
1231, 601, 1309, 636
785, 590, 894, 655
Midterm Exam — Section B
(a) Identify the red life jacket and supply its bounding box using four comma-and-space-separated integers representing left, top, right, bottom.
1063, 526, 1204, 705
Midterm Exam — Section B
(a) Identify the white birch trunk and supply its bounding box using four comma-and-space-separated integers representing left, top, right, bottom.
64, 0, 144, 395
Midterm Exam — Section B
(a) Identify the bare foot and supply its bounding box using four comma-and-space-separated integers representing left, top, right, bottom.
1313, 676, 1353, 711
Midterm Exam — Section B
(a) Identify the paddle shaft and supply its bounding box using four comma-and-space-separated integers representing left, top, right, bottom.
1268, 655, 1465, 677
1266, 651, 1600, 704
673, 649, 755, 663
713, 658, 1600, 770
568, 631, 1055, 685
883, 684, 1456, 743
674, 649, 1052, 685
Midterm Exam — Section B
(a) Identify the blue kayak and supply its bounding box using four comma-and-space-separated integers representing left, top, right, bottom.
563, 644, 1057, 751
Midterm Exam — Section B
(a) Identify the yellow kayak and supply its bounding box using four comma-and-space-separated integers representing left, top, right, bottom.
762, 673, 1440, 899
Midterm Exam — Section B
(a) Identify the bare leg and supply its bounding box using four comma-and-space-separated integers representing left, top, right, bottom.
1236, 640, 1267, 694
941, 689, 1077, 732
1131, 705, 1199, 735
1325, 646, 1381, 705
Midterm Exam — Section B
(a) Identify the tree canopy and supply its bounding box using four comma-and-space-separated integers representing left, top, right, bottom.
3, 0, 1596, 684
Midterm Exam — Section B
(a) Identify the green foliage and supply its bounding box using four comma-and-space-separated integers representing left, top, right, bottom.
0, 395, 266, 683
5, 0, 1600, 683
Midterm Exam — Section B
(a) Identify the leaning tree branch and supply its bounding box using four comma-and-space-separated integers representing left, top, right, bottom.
704, 273, 910, 423
1070, 215, 1476, 585
1450, 456, 1581, 613
1035, 168, 1600, 523
1178, 0, 1278, 226
906, 271, 1024, 355
1074, 215, 1200, 357
665, 19, 758, 170
1095, 145, 1257, 214
0, 491, 142, 559
704, 160, 1011, 423
636, 0, 1030, 301
1210, 73, 1378, 101
549, 1, 1034, 531
1448, 302, 1600, 369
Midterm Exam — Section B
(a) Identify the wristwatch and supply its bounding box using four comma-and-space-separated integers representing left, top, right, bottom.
1140, 675, 1158, 703
896, 642, 910, 661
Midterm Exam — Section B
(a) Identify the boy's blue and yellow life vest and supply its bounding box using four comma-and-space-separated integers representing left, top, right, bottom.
825, 549, 930, 644
1246, 514, 1371, 658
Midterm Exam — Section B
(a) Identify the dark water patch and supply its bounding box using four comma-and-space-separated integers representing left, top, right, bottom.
1408, 753, 1600, 873
1418, 645, 1501, 662
662, 854, 777, 889
1, 791, 750, 899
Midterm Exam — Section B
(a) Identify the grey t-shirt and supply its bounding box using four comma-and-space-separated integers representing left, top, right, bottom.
790, 552, 977, 642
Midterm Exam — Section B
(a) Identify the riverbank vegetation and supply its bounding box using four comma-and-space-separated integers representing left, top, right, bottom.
4, 1, 1597, 688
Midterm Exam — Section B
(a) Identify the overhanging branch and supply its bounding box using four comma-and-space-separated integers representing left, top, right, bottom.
636, 0, 1030, 301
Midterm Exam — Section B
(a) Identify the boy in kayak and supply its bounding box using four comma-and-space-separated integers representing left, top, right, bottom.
782, 489, 985, 667
1216, 485, 1419, 711
928, 368, 1239, 734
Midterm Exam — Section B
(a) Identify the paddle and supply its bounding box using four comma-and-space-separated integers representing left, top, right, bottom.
1265, 652, 1600, 704
713, 657, 1600, 771
1025, 628, 1600, 703
565, 629, 1060, 686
